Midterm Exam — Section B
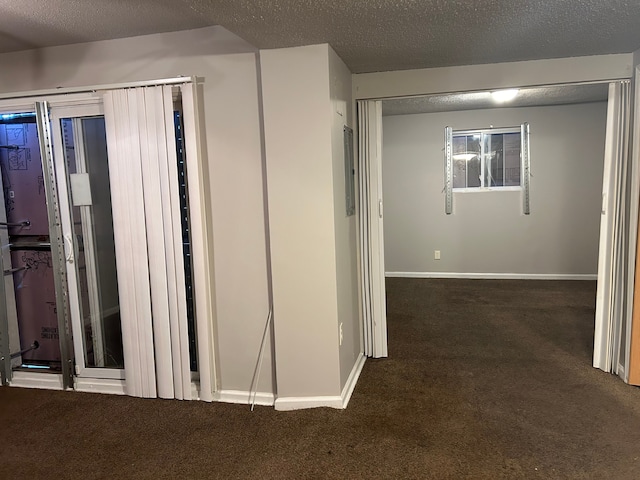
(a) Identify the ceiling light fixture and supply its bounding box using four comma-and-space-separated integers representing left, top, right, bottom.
491, 89, 519, 103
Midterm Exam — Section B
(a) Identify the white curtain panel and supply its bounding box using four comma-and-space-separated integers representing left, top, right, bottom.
103, 86, 193, 399
594, 81, 632, 377
357, 100, 388, 358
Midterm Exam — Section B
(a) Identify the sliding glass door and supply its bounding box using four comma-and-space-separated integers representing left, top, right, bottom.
50, 104, 124, 381
0, 100, 124, 388
1, 79, 214, 399
0, 107, 69, 386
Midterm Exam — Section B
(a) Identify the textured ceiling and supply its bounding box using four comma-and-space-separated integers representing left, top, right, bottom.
382, 83, 610, 116
204, 0, 640, 73
1, 1, 640, 73
0, 0, 213, 53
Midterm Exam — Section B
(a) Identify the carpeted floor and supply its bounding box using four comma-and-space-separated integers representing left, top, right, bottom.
2, 279, 640, 479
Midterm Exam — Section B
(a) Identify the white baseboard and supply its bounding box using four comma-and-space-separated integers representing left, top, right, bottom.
385, 272, 597, 281
274, 395, 343, 411
214, 389, 275, 407
341, 354, 366, 408
9, 371, 64, 390
74, 377, 126, 395
274, 355, 367, 411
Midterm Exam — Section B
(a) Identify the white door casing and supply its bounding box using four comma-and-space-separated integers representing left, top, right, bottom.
357, 100, 388, 358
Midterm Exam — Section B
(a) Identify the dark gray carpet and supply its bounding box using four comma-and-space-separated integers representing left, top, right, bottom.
1, 279, 640, 479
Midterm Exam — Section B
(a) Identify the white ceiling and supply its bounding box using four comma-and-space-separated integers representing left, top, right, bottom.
1, 1, 640, 73
382, 83, 610, 116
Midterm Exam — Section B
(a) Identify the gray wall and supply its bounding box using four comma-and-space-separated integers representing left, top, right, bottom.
382, 102, 607, 276
260, 44, 361, 405
261, 44, 342, 400
328, 47, 361, 390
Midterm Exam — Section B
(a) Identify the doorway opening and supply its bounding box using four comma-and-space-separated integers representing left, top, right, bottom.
357, 80, 638, 383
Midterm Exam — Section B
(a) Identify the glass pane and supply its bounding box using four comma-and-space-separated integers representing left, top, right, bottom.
452, 136, 467, 188
0, 113, 61, 371
453, 135, 481, 188
504, 133, 521, 186
466, 135, 481, 188
61, 117, 123, 369
485, 134, 504, 187
173, 110, 198, 372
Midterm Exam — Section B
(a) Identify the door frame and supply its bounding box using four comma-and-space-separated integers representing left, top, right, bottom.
50, 102, 125, 382
0, 92, 109, 389
355, 79, 638, 382
627, 65, 640, 386
356, 100, 388, 358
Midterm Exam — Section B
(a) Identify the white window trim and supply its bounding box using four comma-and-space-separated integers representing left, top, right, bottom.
454, 186, 522, 193
452, 126, 522, 191
454, 127, 520, 136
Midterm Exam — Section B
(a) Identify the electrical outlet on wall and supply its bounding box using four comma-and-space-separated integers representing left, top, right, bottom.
434, 250, 441, 260
339, 323, 343, 346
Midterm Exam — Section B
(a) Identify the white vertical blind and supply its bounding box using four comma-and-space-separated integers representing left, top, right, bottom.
357, 100, 388, 358
103, 85, 200, 399
137, 87, 174, 399
180, 83, 216, 402
161, 85, 192, 400
103, 89, 155, 398
594, 81, 632, 377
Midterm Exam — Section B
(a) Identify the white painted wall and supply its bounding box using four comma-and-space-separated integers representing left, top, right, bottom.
328, 47, 361, 389
382, 103, 607, 277
260, 44, 343, 402
353, 54, 632, 100
261, 44, 362, 404
0, 26, 274, 395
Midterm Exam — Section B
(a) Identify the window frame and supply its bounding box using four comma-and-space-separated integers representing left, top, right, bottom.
444, 123, 530, 214
451, 126, 522, 192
